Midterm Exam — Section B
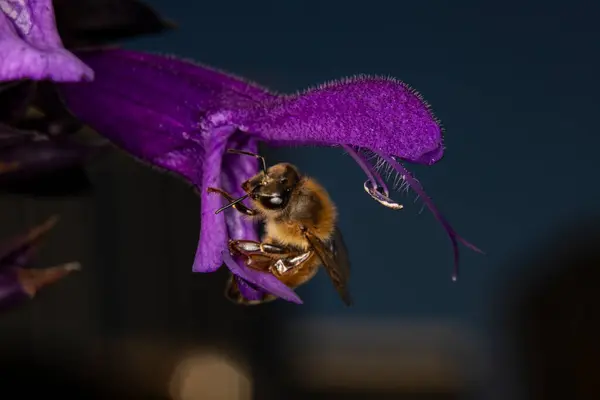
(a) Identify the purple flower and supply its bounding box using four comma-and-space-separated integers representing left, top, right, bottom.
0, 0, 174, 195
0, 123, 107, 195
57, 49, 482, 303
0, 215, 80, 313
0, 0, 93, 82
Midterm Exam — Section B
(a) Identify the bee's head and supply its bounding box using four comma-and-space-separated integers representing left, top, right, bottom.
243, 163, 301, 211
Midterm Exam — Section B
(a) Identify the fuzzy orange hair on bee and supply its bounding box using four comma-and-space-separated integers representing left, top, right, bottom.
207, 149, 351, 306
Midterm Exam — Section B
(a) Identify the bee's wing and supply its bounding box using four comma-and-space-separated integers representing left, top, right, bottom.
331, 226, 351, 279
304, 227, 352, 306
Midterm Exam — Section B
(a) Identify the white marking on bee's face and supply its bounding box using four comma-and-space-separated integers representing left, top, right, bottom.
270, 196, 283, 205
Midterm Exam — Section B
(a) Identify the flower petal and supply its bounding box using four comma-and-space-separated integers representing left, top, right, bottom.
0, 215, 58, 270
192, 127, 234, 272
0, 268, 28, 312
234, 276, 264, 301
95, 49, 274, 102
17, 261, 80, 296
0, 216, 78, 313
0, 262, 80, 313
221, 133, 260, 242
0, 138, 93, 184
58, 48, 271, 184
222, 251, 302, 304
0, 0, 94, 81
241, 75, 444, 165
58, 49, 273, 272
0, 122, 38, 147
57, 48, 277, 186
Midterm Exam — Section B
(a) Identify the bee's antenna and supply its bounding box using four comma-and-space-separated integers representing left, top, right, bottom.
214, 194, 249, 215
227, 149, 267, 175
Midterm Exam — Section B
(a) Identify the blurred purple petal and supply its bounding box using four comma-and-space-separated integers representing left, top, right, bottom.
0, 268, 28, 312
0, 262, 80, 313
222, 251, 302, 304
0, 217, 79, 313
0, 123, 38, 147
0, 121, 105, 195
0, 139, 94, 184
0, 0, 93, 82
0, 214, 58, 269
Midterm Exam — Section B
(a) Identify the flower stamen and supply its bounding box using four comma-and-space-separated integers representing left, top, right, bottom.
378, 153, 484, 281
343, 145, 404, 210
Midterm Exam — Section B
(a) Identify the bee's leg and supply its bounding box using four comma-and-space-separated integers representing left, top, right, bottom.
228, 239, 296, 260
206, 187, 258, 216
226, 149, 268, 175
269, 252, 312, 276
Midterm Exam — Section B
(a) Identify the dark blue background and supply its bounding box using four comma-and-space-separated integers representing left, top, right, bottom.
126, 0, 600, 327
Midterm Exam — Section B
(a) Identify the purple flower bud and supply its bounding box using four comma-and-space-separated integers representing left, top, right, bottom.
0, 135, 98, 184
0, 216, 80, 313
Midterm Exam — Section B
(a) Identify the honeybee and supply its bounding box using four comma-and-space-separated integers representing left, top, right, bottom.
207, 149, 352, 306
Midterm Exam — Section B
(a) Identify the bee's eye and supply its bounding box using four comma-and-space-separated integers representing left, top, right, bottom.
280, 177, 287, 183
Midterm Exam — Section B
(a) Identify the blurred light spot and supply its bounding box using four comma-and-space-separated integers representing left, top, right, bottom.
169, 351, 252, 400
